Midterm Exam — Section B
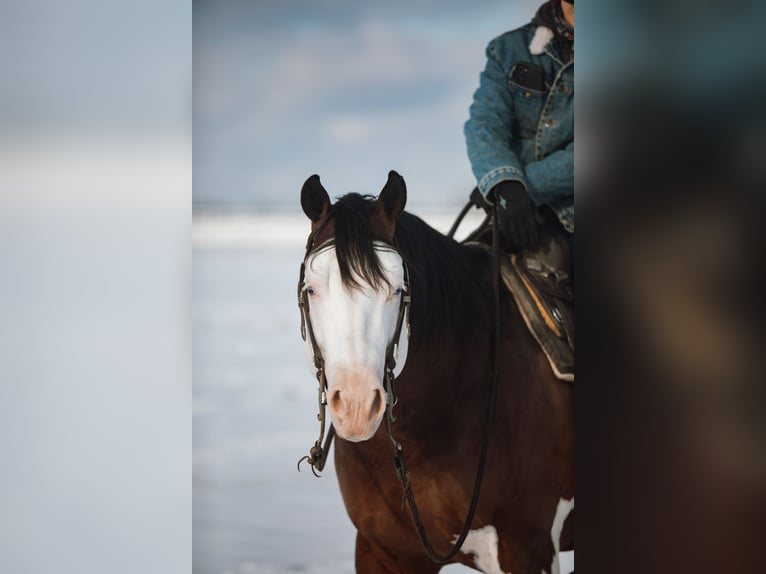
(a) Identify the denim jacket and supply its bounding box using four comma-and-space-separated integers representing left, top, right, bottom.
465, 23, 574, 232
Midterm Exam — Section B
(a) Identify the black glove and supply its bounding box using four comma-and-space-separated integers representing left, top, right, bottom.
491, 181, 539, 249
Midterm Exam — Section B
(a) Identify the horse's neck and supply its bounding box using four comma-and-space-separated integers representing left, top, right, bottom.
401, 247, 496, 414
401, 237, 544, 413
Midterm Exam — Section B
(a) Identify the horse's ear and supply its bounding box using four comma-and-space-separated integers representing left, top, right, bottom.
374, 170, 407, 240
301, 174, 331, 223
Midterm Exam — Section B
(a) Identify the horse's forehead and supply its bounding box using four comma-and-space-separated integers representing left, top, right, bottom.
305, 247, 338, 276
306, 244, 402, 268
305, 244, 403, 288
375, 248, 403, 268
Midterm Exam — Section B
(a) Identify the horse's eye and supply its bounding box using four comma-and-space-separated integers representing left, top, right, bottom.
394, 287, 404, 296
306, 286, 316, 296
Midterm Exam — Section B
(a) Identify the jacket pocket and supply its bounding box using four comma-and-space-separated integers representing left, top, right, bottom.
508, 79, 547, 138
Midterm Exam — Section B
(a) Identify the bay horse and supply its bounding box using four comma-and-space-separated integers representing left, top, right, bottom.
297, 171, 573, 573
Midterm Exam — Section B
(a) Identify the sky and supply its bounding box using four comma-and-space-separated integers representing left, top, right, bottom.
193, 0, 540, 211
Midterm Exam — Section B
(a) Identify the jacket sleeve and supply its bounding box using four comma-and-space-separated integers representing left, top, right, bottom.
464, 40, 527, 200
525, 141, 574, 204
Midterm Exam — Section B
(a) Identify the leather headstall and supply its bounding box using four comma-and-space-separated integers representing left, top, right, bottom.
297, 216, 411, 476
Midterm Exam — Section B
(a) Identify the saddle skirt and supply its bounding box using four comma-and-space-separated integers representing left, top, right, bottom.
500, 236, 574, 382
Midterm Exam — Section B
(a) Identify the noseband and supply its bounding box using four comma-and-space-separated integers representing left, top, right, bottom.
296, 220, 411, 476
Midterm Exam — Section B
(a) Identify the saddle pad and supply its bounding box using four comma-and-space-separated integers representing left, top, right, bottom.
501, 254, 574, 382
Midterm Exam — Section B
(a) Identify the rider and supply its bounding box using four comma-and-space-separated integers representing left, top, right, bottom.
465, 0, 574, 376
464, 0, 573, 256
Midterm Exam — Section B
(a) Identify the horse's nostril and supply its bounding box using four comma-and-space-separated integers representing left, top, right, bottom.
370, 389, 384, 419
330, 389, 342, 411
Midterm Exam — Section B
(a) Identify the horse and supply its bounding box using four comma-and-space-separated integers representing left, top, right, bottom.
297, 170, 573, 573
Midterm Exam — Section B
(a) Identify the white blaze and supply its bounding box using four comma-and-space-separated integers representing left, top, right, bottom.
301, 242, 409, 441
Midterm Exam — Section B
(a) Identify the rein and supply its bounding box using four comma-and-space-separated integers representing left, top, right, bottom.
296, 255, 331, 476
296, 213, 336, 476
297, 206, 503, 565
382, 205, 502, 563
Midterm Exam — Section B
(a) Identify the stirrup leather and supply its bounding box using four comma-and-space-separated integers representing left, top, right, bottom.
500, 253, 574, 382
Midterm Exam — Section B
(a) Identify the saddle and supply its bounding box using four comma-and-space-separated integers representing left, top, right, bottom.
500, 234, 574, 382
453, 188, 574, 382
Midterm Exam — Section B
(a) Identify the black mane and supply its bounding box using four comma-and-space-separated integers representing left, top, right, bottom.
330, 193, 494, 347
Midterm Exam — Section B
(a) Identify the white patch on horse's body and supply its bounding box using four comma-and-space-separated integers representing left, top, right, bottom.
301, 241, 409, 441
454, 525, 508, 574
545, 496, 574, 574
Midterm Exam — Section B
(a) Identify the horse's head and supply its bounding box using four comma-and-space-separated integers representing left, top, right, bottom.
299, 171, 410, 442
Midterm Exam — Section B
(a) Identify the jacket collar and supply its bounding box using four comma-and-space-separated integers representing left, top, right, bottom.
529, 26, 555, 55
530, 0, 573, 62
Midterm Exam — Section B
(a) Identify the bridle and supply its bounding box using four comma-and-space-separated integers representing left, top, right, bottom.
296, 216, 411, 477
296, 207, 502, 565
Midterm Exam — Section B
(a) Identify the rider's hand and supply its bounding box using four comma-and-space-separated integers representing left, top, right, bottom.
491, 181, 539, 249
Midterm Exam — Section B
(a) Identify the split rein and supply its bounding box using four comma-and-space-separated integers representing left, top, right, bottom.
296, 204, 503, 564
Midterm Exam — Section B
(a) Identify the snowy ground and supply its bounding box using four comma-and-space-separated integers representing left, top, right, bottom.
192, 211, 572, 574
